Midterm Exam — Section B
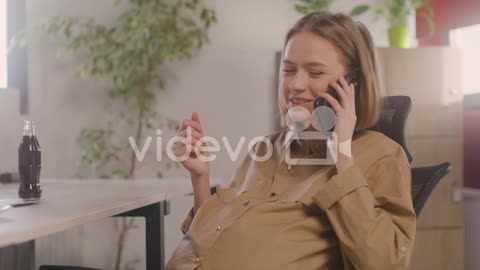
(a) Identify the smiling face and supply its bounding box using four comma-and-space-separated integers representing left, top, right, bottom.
280, 31, 347, 114
278, 12, 382, 130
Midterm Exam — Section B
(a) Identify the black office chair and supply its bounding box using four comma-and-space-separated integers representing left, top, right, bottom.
411, 162, 452, 215
368, 95, 413, 163
368, 95, 452, 217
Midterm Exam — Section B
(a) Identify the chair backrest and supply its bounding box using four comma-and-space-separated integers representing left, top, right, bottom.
368, 95, 413, 163
411, 162, 452, 216
368, 96, 453, 217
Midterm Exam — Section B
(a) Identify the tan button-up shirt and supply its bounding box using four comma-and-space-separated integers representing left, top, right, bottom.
166, 129, 416, 270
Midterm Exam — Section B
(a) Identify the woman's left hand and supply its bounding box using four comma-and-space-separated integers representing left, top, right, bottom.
316, 75, 357, 173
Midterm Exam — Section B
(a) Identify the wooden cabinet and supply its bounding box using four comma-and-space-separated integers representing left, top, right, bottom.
379, 47, 463, 106
408, 136, 464, 228
411, 228, 464, 270
378, 47, 465, 270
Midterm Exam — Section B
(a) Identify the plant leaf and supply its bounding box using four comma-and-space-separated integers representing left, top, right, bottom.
418, 11, 435, 36
294, 5, 311, 14
350, 5, 370, 17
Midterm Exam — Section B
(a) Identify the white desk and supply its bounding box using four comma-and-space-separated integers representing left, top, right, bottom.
0, 179, 190, 270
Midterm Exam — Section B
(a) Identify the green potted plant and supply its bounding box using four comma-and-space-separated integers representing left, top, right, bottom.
351, 0, 435, 48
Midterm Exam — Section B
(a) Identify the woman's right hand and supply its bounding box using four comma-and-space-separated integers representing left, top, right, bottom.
173, 112, 210, 178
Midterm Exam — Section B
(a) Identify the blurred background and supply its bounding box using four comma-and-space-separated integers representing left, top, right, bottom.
0, 0, 479, 269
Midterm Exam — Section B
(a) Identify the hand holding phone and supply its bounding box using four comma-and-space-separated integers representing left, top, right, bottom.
313, 70, 361, 132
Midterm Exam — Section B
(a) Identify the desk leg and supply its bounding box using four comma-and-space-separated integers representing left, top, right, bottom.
0, 240, 35, 270
145, 202, 165, 270
117, 201, 169, 270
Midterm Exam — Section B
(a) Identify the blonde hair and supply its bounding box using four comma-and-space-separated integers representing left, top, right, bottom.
278, 11, 383, 131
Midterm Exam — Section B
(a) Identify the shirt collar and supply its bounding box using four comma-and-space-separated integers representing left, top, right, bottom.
281, 129, 328, 156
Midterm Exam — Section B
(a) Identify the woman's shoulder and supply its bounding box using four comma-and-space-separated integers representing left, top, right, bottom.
355, 129, 401, 150
260, 128, 406, 157
353, 129, 410, 168
256, 128, 409, 165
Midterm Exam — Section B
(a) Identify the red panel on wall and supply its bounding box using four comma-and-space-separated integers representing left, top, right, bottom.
416, 0, 480, 46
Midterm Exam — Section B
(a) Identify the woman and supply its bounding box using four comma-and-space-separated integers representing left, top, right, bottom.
166, 11, 416, 270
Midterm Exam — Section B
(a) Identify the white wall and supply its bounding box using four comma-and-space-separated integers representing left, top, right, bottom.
0, 0, 397, 269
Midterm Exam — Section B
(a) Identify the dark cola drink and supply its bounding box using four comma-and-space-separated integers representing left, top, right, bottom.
18, 120, 42, 199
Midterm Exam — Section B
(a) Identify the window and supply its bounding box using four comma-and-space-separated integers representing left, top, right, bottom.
3, 0, 28, 113
450, 24, 480, 95
0, 0, 6, 88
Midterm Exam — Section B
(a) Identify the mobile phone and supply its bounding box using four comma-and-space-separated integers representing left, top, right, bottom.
313, 70, 361, 131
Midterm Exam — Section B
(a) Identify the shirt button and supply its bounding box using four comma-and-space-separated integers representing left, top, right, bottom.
243, 200, 251, 206
400, 246, 408, 253
195, 257, 200, 262
216, 226, 222, 231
